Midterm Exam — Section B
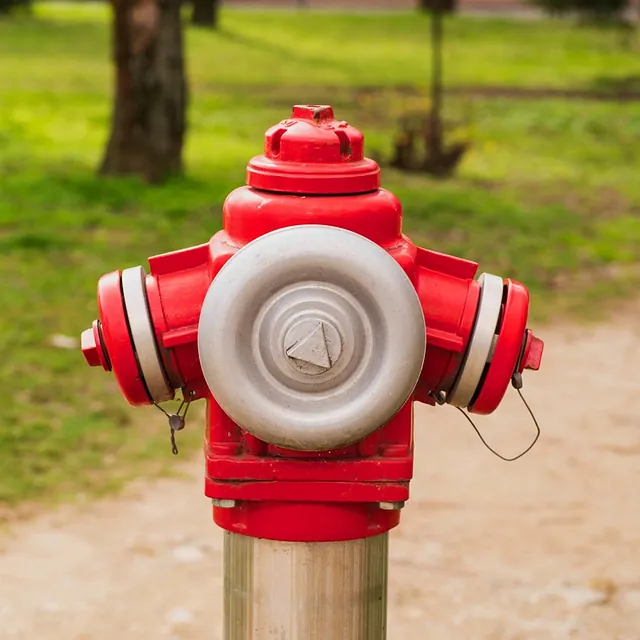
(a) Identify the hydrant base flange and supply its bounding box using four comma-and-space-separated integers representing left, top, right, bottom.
214, 500, 401, 543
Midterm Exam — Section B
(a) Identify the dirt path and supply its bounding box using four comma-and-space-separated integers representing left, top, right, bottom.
2, 312, 640, 639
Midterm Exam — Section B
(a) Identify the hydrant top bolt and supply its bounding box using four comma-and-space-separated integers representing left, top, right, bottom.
291, 104, 335, 122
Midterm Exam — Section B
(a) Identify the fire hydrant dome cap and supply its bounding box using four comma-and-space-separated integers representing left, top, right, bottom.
247, 105, 380, 195
197, 224, 427, 451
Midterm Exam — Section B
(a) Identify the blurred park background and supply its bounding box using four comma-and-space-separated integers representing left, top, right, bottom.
1, 0, 640, 513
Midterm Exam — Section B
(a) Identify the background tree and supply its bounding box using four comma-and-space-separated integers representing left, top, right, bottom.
530, 0, 630, 21
418, 0, 456, 13
191, 0, 220, 28
392, 0, 468, 177
0, 0, 31, 15
531, 0, 635, 50
100, 0, 188, 184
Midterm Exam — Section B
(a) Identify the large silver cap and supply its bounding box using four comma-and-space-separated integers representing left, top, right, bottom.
197, 225, 427, 451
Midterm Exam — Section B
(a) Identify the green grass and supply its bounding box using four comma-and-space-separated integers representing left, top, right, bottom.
4, 3, 640, 89
1, 3, 639, 509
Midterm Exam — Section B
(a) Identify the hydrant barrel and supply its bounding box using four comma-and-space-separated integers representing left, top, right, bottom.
224, 532, 388, 640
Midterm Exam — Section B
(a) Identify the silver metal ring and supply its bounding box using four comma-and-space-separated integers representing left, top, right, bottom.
121, 266, 174, 404
447, 272, 503, 408
198, 225, 427, 451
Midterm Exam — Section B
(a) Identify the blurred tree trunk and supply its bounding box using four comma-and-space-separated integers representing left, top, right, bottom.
392, 0, 468, 176
0, 0, 32, 15
419, 0, 457, 12
426, 8, 444, 166
191, 0, 220, 27
100, 0, 187, 184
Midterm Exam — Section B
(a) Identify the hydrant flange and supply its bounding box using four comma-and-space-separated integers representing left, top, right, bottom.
447, 272, 503, 408
121, 266, 175, 404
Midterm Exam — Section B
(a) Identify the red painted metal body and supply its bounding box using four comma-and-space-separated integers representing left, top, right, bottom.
82, 105, 544, 543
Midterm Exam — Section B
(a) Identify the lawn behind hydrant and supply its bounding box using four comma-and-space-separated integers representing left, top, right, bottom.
1, 3, 639, 510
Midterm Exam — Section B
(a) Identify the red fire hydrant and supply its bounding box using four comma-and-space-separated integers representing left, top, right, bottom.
81, 105, 543, 640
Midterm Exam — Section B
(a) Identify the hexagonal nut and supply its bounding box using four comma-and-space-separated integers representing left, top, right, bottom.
378, 501, 405, 511
212, 499, 237, 509
523, 335, 544, 371
291, 104, 334, 122
81, 328, 101, 367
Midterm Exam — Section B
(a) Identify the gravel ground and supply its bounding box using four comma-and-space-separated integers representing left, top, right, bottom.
2, 310, 640, 639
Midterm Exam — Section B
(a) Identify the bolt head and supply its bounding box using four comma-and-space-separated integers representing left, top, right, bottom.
81, 328, 101, 367
379, 501, 405, 511
81, 321, 111, 371
212, 498, 237, 509
523, 334, 544, 371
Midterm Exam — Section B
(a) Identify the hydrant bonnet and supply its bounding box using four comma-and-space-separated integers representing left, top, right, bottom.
247, 105, 381, 195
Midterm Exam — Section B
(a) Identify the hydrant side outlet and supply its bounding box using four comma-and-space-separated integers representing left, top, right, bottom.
81, 105, 544, 544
